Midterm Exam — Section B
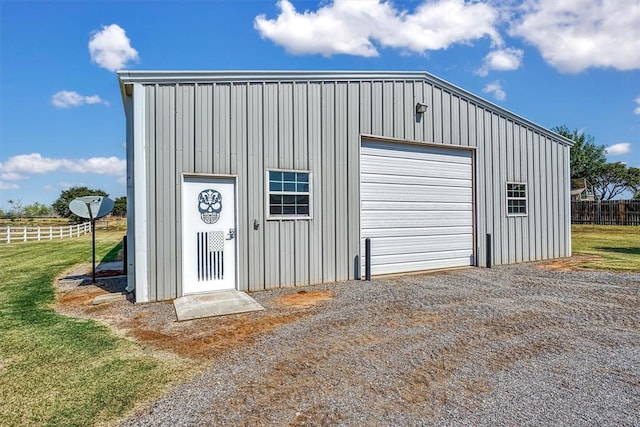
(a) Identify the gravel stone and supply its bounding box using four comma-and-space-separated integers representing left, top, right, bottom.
118, 263, 640, 426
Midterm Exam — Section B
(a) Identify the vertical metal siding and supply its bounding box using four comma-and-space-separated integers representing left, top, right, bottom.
293, 83, 310, 286
335, 82, 349, 281
145, 86, 157, 301
175, 84, 195, 297
308, 82, 323, 284
137, 76, 571, 300
348, 82, 361, 280
231, 83, 248, 290
264, 82, 280, 288
247, 83, 265, 291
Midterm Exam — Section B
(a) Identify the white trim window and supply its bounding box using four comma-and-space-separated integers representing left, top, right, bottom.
267, 169, 312, 219
506, 182, 527, 216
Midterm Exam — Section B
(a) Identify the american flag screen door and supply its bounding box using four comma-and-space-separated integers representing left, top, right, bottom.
197, 231, 224, 281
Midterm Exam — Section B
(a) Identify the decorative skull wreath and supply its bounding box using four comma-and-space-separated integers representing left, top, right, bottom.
198, 189, 222, 224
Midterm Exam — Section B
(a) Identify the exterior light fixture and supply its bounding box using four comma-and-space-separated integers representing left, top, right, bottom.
415, 102, 428, 114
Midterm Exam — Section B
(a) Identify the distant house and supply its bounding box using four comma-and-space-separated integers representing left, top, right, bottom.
118, 70, 573, 303
571, 178, 595, 201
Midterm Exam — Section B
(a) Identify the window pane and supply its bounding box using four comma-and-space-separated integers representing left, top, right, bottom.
269, 182, 282, 192
283, 195, 296, 204
283, 172, 296, 182
297, 173, 309, 183
284, 182, 296, 192
270, 171, 282, 182
270, 205, 282, 215
297, 183, 309, 192
296, 195, 309, 204
283, 205, 296, 215
270, 195, 283, 205
297, 205, 309, 215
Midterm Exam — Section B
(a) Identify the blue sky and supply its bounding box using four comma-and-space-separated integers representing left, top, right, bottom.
1, 0, 639, 208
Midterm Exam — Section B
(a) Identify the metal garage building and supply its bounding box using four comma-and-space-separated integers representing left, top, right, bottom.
117, 71, 572, 303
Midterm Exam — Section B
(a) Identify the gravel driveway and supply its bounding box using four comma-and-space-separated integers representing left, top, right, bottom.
118, 263, 640, 426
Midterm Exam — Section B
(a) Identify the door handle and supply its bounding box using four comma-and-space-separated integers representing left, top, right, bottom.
226, 228, 235, 240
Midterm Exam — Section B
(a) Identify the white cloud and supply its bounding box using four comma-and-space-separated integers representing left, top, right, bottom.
510, 0, 640, 73
0, 153, 125, 176
89, 24, 139, 71
483, 81, 506, 101
605, 143, 632, 155
634, 96, 640, 115
0, 182, 19, 190
254, 0, 501, 57
51, 90, 108, 108
477, 47, 524, 76
0, 172, 26, 181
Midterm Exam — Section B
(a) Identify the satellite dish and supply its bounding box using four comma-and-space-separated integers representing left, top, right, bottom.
69, 196, 114, 220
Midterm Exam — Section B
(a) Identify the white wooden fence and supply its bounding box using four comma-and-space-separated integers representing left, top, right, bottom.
0, 222, 92, 243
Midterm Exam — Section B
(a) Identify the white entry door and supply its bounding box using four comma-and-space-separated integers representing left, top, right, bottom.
182, 175, 237, 294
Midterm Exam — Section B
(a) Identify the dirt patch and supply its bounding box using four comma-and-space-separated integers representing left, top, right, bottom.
53, 267, 329, 361
126, 312, 305, 360
274, 290, 333, 309
537, 254, 603, 271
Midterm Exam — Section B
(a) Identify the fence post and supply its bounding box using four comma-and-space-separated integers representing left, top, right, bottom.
49, 226, 53, 240
23, 226, 27, 242
37, 226, 41, 241
6, 226, 10, 244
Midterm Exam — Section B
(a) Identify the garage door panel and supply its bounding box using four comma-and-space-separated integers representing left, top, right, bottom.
361, 139, 474, 276
362, 172, 472, 188
361, 141, 472, 164
365, 235, 473, 255
361, 158, 471, 179
361, 226, 473, 238
373, 248, 473, 263
361, 211, 473, 229
361, 184, 472, 202
372, 257, 474, 275
361, 201, 473, 212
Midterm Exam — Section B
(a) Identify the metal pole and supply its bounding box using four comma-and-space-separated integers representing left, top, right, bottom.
92, 219, 96, 284
486, 233, 492, 268
85, 202, 96, 284
365, 238, 371, 281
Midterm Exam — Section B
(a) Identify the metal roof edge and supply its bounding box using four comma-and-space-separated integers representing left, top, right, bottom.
116, 70, 573, 147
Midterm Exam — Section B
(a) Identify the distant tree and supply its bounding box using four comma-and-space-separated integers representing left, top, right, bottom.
634, 189, 640, 199
52, 186, 108, 223
553, 125, 607, 183
7, 199, 24, 217
22, 202, 53, 217
112, 196, 127, 217
592, 163, 640, 201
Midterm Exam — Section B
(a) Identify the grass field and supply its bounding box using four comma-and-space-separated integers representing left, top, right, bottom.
0, 231, 192, 427
571, 224, 640, 272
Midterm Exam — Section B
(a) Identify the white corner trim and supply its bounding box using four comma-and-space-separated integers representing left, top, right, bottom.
133, 83, 149, 303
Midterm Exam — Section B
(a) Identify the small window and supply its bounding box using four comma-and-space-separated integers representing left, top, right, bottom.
267, 170, 311, 219
506, 182, 527, 216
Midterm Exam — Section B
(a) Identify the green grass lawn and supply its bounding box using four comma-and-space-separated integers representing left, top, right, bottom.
0, 232, 191, 426
571, 224, 640, 272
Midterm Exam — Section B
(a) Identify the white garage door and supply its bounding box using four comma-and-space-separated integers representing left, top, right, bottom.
360, 139, 474, 275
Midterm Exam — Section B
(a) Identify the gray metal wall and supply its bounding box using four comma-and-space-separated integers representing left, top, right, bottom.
130, 74, 570, 300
